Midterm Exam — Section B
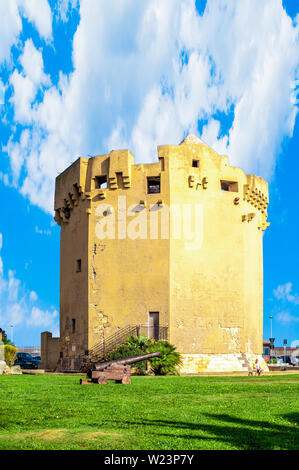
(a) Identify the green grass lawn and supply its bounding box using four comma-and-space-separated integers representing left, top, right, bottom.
0, 374, 298, 450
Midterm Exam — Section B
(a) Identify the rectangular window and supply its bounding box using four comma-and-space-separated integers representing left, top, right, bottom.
95, 175, 108, 189
147, 176, 161, 194
71, 319, 76, 333
76, 259, 82, 272
221, 180, 238, 192
192, 159, 199, 168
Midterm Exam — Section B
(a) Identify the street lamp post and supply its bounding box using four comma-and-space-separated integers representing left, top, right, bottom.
269, 316, 273, 364
10, 325, 14, 344
269, 315, 273, 339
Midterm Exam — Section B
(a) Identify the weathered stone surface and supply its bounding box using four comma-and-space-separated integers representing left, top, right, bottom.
8, 365, 22, 375
2, 365, 22, 375
179, 354, 269, 374
0, 360, 6, 374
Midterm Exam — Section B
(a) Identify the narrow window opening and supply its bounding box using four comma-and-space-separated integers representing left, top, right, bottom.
116, 172, 123, 189
192, 159, 199, 168
221, 180, 238, 192
76, 259, 82, 272
95, 175, 108, 189
147, 176, 161, 194
159, 157, 165, 171
71, 319, 76, 333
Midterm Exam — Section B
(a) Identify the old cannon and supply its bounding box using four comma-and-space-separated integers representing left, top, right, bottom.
80, 350, 161, 385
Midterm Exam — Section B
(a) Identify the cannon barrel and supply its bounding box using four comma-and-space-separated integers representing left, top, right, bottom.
93, 350, 161, 371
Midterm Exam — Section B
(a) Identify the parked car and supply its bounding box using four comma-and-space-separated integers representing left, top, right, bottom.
291, 356, 299, 366
285, 355, 297, 366
14, 352, 39, 369
32, 355, 41, 364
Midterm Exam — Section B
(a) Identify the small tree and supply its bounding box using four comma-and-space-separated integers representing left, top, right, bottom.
4, 344, 18, 366
146, 340, 182, 375
1, 335, 15, 346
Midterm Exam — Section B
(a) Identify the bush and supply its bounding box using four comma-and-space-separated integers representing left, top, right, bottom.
125, 335, 155, 351
105, 336, 182, 376
146, 341, 182, 376
4, 344, 18, 366
105, 338, 147, 375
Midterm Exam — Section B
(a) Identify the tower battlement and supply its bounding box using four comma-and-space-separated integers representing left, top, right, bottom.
54, 138, 269, 232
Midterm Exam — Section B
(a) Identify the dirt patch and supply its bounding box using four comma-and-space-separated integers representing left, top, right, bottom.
80, 431, 120, 440
3, 429, 66, 442
35, 429, 65, 440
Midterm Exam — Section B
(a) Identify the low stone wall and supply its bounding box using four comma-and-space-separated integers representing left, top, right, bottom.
179, 353, 269, 374
41, 332, 61, 370
0, 363, 22, 375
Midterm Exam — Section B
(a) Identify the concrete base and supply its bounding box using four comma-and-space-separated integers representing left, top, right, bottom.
22, 369, 45, 375
179, 353, 269, 374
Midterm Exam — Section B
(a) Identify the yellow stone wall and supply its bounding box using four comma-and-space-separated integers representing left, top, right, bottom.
46, 136, 269, 372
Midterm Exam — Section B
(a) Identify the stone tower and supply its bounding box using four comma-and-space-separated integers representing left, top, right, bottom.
41, 136, 270, 373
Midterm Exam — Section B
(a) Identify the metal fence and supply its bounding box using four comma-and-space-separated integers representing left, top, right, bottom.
89, 324, 168, 363
16, 346, 41, 355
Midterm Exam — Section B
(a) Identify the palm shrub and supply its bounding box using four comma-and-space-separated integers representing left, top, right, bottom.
146, 340, 182, 375
125, 335, 155, 351
104, 336, 150, 375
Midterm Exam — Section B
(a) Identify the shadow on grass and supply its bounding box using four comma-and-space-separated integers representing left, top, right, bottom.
110, 412, 299, 450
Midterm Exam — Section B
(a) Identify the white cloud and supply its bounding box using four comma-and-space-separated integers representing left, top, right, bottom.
56, 0, 79, 22
0, 235, 58, 338
0, 0, 22, 63
27, 306, 58, 330
35, 226, 51, 236
274, 282, 299, 305
0, 233, 3, 277
9, 39, 50, 124
20, 39, 50, 86
276, 311, 299, 324
29, 291, 38, 302
3, 0, 299, 213
18, 0, 52, 41
0, 0, 52, 63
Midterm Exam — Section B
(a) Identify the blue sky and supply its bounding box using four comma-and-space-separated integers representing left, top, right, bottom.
0, 0, 298, 349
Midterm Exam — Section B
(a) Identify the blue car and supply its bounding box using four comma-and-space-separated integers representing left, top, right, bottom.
14, 352, 39, 369
31, 355, 41, 364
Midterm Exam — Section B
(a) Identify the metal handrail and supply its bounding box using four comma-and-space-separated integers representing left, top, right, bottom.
89, 324, 168, 362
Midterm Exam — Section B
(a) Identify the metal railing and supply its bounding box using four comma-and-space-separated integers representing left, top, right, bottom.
16, 346, 41, 355
89, 324, 168, 363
